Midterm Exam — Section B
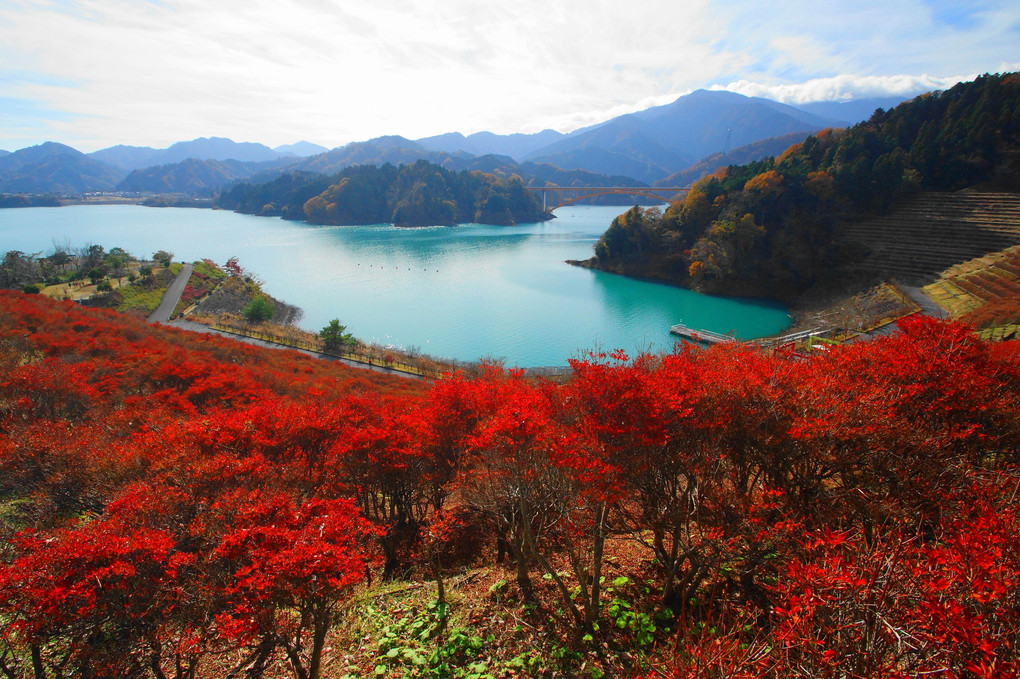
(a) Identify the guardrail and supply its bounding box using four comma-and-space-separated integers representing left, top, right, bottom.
669, 324, 737, 345
752, 328, 828, 348
209, 323, 433, 379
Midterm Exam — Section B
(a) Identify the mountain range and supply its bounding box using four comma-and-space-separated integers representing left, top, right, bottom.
0, 142, 125, 194
0, 90, 906, 197
89, 137, 330, 172
521, 90, 834, 183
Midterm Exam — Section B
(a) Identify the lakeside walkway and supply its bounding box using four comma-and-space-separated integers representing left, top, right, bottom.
168, 319, 422, 380
147, 263, 194, 324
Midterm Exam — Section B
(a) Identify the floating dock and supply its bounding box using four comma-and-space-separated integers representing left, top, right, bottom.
669, 324, 737, 345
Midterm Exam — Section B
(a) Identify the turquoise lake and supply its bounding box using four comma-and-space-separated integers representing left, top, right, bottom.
0, 204, 790, 366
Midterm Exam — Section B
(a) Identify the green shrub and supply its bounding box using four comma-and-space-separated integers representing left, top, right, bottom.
242, 295, 274, 324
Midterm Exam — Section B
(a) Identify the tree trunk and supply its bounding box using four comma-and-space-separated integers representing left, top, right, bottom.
30, 646, 45, 679
282, 640, 308, 679
224, 636, 274, 679
587, 505, 609, 625
308, 611, 330, 679
512, 530, 535, 602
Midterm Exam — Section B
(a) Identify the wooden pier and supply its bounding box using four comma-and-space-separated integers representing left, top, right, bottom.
752, 328, 828, 348
669, 324, 737, 345
670, 324, 837, 349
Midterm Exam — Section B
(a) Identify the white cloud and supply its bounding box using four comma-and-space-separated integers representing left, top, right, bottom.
711, 73, 986, 104
0, 0, 1017, 151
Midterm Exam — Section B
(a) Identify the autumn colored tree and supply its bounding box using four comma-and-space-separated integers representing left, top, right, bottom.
214, 492, 378, 679
452, 367, 564, 601
559, 350, 669, 624
0, 501, 188, 678
767, 487, 1020, 678
787, 316, 1020, 532
3, 288, 1020, 677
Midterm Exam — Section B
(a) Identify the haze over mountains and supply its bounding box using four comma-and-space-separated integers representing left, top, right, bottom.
0, 142, 125, 194
89, 137, 331, 172
0, 90, 906, 197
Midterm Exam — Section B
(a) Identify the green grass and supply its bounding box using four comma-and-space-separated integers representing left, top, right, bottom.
192, 259, 226, 280
115, 286, 166, 314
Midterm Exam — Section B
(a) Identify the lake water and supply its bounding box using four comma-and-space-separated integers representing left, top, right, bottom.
0, 204, 790, 366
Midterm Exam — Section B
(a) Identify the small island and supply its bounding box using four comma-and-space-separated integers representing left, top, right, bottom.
219, 159, 552, 227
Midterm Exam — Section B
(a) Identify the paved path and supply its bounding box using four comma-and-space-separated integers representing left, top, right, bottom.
842, 285, 949, 344
147, 263, 194, 324
899, 285, 949, 319
168, 319, 421, 380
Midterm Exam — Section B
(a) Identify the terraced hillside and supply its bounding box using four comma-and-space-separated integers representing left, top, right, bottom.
840, 192, 1020, 283
923, 245, 1020, 341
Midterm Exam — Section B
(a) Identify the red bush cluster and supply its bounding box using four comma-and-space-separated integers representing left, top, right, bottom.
0, 291, 1018, 678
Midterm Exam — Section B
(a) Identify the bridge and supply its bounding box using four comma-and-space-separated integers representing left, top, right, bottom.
526, 186, 691, 211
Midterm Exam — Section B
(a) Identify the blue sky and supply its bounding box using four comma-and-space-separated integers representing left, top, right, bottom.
0, 0, 1017, 153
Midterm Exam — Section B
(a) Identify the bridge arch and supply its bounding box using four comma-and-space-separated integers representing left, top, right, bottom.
525, 186, 691, 211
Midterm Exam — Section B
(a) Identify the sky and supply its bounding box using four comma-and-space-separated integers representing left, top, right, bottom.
1, 0, 1018, 153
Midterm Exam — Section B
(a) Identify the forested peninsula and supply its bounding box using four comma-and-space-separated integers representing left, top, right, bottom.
218, 159, 552, 227
582, 73, 1020, 300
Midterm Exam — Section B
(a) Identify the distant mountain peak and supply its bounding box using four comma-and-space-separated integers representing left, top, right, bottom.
274, 141, 330, 157
416, 128, 565, 161
523, 88, 840, 182
90, 137, 290, 171
0, 140, 124, 194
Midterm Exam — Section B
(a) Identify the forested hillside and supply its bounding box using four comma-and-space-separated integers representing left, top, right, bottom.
1, 291, 1018, 678
116, 158, 285, 197
587, 73, 1020, 298
219, 159, 551, 227
0, 142, 125, 194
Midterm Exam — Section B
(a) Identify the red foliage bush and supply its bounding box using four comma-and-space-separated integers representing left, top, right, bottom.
1, 292, 1019, 677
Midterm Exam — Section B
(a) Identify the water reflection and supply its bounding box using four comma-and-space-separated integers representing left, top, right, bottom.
0, 204, 790, 365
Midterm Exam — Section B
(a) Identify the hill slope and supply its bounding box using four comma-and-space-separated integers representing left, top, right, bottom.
582, 72, 1020, 299
91, 137, 292, 171
219, 159, 551, 226
416, 129, 565, 160
526, 89, 834, 182
0, 142, 125, 194
654, 131, 817, 188
1, 291, 1017, 679
841, 192, 1020, 282
115, 157, 296, 196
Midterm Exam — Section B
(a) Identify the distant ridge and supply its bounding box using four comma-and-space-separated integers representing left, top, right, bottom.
654, 131, 817, 187
116, 157, 294, 196
0, 142, 124, 194
90, 137, 302, 171
0, 91, 921, 197
88, 145, 162, 171
416, 129, 565, 161
274, 141, 330, 157
793, 96, 911, 126
523, 89, 837, 182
